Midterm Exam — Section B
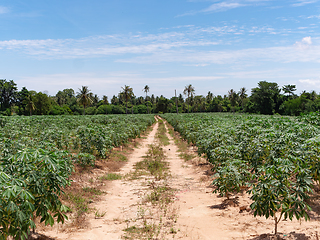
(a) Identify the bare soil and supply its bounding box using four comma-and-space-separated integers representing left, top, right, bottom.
37, 118, 320, 240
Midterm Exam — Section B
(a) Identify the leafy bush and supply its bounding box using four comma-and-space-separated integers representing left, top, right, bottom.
76, 153, 96, 167
0, 148, 72, 239
249, 158, 313, 234
85, 106, 97, 115
96, 105, 107, 114
212, 159, 250, 199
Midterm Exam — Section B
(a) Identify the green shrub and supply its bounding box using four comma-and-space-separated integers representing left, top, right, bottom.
76, 153, 96, 167
0, 148, 72, 239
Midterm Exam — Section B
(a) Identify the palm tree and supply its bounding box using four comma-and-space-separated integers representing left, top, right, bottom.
183, 84, 195, 113
238, 87, 247, 111
26, 93, 35, 116
282, 85, 297, 97
102, 95, 108, 104
102, 95, 108, 114
143, 85, 150, 114
206, 91, 213, 104
228, 89, 238, 113
93, 94, 99, 106
121, 85, 134, 114
76, 86, 93, 115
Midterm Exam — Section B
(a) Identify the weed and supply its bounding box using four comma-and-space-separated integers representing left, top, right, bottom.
133, 144, 169, 181
167, 124, 195, 162
122, 122, 178, 240
65, 192, 89, 216
179, 152, 194, 162
109, 152, 128, 162
82, 187, 105, 195
125, 169, 149, 180
170, 227, 177, 234
123, 222, 159, 240
95, 209, 107, 219
157, 120, 170, 146
144, 184, 174, 206
99, 173, 122, 181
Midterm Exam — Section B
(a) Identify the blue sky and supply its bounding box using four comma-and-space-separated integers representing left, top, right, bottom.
0, 0, 320, 98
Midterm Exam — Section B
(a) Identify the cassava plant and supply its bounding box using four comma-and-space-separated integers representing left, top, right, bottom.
0, 148, 72, 239
212, 159, 251, 199
249, 158, 313, 235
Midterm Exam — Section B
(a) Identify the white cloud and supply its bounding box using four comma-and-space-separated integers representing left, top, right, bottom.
0, 35, 218, 58
294, 36, 312, 50
302, 36, 312, 44
178, 0, 271, 16
307, 14, 320, 19
1, 31, 320, 67
202, 2, 246, 12
299, 78, 320, 86
292, 0, 318, 6
118, 37, 320, 65
0, 6, 9, 14
0, 35, 219, 58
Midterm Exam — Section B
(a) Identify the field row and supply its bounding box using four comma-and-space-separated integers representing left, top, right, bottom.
0, 114, 155, 160
162, 112, 320, 234
0, 114, 155, 239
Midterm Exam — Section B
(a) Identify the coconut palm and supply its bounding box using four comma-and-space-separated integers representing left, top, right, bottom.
143, 85, 150, 114
102, 95, 108, 114
102, 95, 108, 104
238, 87, 247, 110
282, 85, 297, 97
228, 89, 238, 113
206, 91, 213, 104
183, 84, 195, 113
76, 86, 93, 115
92, 94, 99, 106
25, 93, 35, 116
121, 85, 134, 114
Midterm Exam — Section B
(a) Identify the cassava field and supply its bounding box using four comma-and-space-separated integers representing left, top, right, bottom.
1, 112, 320, 240
0, 115, 155, 239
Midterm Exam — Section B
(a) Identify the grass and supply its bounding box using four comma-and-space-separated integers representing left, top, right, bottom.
123, 223, 159, 240
95, 209, 107, 219
156, 119, 170, 146
170, 227, 177, 234
179, 152, 194, 162
167, 123, 195, 162
123, 132, 177, 239
144, 184, 174, 206
64, 192, 89, 217
82, 187, 105, 195
63, 185, 107, 219
99, 173, 122, 181
109, 151, 128, 162
133, 144, 169, 181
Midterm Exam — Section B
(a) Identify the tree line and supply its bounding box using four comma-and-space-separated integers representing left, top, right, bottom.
0, 79, 319, 116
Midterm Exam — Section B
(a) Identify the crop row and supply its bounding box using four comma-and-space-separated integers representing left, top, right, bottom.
162, 112, 320, 234
0, 114, 155, 239
0, 114, 155, 159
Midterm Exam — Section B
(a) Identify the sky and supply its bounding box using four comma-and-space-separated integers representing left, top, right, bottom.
0, 0, 320, 98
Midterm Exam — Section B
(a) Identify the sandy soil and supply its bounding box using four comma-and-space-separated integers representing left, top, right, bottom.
38, 118, 320, 240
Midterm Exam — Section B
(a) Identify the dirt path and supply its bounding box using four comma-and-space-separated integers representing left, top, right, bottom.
40, 121, 159, 239
40, 118, 320, 240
